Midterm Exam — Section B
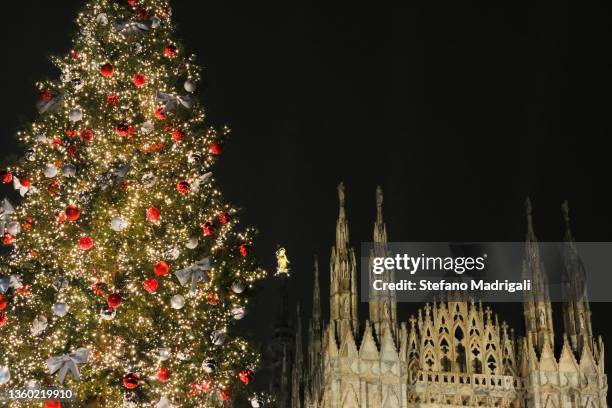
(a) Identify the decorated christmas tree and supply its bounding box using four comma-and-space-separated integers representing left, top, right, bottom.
0, 0, 267, 406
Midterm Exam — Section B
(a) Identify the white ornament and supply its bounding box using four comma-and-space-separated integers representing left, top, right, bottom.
177, 351, 191, 361
141, 172, 157, 187
6, 221, 21, 236
30, 315, 48, 336
156, 397, 174, 408
69, 109, 83, 123
35, 133, 48, 143
95, 13, 109, 25
211, 330, 226, 346
170, 294, 185, 310
184, 80, 196, 93
231, 279, 246, 294
157, 347, 171, 361
111, 216, 127, 232
166, 247, 180, 261
52, 278, 69, 291
141, 120, 154, 134
0, 366, 10, 385
100, 306, 116, 321
202, 359, 216, 373
186, 236, 199, 249
151, 16, 161, 28
52, 302, 69, 317
62, 163, 77, 177
43, 164, 58, 178
71, 78, 84, 90
25, 379, 40, 389
231, 307, 246, 320
251, 397, 263, 408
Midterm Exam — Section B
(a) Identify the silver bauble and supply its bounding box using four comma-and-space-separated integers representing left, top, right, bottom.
24, 148, 35, 161
157, 347, 171, 361
141, 172, 157, 187
111, 216, 127, 232
184, 80, 196, 93
100, 306, 116, 321
43, 164, 58, 178
69, 109, 83, 122
52, 302, 69, 317
231, 307, 246, 320
186, 236, 199, 249
170, 294, 185, 310
62, 163, 77, 177
165, 247, 180, 261
231, 279, 246, 294
71, 78, 84, 90
0, 366, 10, 385
30, 315, 48, 337
251, 398, 263, 408
95, 13, 108, 25
202, 359, 216, 373
141, 120, 154, 134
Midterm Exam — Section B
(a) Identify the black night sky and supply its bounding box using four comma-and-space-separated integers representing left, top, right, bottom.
2, 0, 612, 397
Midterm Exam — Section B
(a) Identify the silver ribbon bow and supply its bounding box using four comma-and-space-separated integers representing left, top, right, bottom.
116, 20, 150, 34
175, 258, 212, 293
0, 275, 22, 294
156, 90, 194, 112
46, 348, 90, 384
36, 96, 62, 114
0, 198, 15, 231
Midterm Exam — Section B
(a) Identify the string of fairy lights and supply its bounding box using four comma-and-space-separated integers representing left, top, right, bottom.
0, 0, 270, 406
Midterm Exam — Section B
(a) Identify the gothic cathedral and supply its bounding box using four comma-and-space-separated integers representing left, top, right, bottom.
286, 184, 607, 407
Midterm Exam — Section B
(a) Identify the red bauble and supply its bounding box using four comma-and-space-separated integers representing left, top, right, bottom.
135, 7, 148, 20
219, 387, 231, 401
155, 107, 167, 120
239, 369, 254, 384
133, 73, 147, 87
218, 212, 231, 224
45, 401, 62, 408
123, 372, 139, 389
200, 380, 213, 393
177, 180, 191, 195
0, 311, 7, 327
127, 0, 138, 6
171, 129, 184, 141
0, 294, 7, 311
107, 94, 119, 106
115, 123, 131, 137
2, 233, 14, 246
92, 281, 106, 296
209, 142, 224, 155
206, 291, 219, 305
38, 89, 53, 101
239, 244, 252, 257
157, 367, 171, 382
65, 205, 81, 221
80, 129, 94, 144
1, 170, 12, 183
67, 144, 78, 157
107, 293, 123, 309
79, 236, 93, 250
202, 222, 215, 236
153, 261, 169, 276
66, 129, 77, 138
164, 45, 178, 58
48, 181, 60, 195
143, 277, 159, 293
70, 50, 80, 59
100, 63, 115, 77
146, 207, 160, 222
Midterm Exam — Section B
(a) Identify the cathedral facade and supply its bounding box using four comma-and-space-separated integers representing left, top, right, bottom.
288, 184, 608, 408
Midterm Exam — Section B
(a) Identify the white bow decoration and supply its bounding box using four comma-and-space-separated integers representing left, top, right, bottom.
156, 397, 175, 408
0, 275, 22, 294
175, 258, 212, 294
0, 198, 15, 231
31, 315, 48, 337
116, 20, 150, 34
156, 90, 194, 112
191, 172, 212, 193
36, 95, 62, 114
46, 348, 90, 384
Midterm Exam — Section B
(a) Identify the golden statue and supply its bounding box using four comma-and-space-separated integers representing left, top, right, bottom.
276, 247, 290, 276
